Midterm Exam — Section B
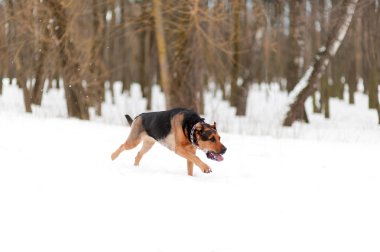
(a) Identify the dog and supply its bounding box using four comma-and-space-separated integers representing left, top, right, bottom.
111, 108, 227, 176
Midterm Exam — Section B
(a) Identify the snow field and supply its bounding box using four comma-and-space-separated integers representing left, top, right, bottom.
0, 113, 379, 252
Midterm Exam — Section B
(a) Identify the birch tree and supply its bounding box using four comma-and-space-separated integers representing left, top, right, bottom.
283, 0, 359, 127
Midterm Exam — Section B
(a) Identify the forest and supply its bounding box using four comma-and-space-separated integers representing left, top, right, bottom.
2, 2, 380, 251
0, 0, 379, 125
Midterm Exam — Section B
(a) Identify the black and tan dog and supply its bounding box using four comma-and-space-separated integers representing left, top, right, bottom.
111, 108, 227, 176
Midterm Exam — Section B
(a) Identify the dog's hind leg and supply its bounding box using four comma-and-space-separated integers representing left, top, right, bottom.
111, 117, 144, 161
134, 137, 155, 166
111, 136, 142, 161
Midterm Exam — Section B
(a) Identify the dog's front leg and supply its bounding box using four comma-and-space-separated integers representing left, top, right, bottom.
187, 160, 194, 176
186, 148, 195, 176
175, 147, 212, 174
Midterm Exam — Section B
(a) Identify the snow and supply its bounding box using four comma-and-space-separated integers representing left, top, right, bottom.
1, 81, 380, 252
2, 79, 379, 143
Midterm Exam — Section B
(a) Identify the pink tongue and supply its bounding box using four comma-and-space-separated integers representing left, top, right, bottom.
207, 152, 223, 162
212, 153, 224, 162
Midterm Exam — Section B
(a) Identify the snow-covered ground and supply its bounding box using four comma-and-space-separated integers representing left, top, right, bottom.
0, 81, 380, 252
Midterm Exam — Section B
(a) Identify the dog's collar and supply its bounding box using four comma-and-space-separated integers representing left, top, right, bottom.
190, 124, 198, 148
190, 123, 202, 150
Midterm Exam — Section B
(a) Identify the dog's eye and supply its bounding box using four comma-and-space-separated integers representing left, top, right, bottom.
210, 137, 216, 142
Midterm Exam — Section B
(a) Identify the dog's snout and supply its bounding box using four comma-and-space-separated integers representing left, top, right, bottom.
221, 146, 227, 155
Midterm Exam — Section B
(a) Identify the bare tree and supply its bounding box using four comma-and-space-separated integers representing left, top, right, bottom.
230, 0, 241, 110
44, 0, 89, 120
286, 0, 305, 93
166, 0, 203, 111
363, 0, 380, 123
31, 1, 49, 106
5, 0, 32, 113
88, 0, 107, 116
152, 0, 172, 108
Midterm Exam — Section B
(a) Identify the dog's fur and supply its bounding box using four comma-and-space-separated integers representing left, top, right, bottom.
111, 108, 227, 176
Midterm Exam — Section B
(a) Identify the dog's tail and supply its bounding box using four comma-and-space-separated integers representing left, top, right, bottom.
125, 114, 133, 126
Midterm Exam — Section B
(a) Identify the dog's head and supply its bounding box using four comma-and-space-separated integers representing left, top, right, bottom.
194, 122, 227, 161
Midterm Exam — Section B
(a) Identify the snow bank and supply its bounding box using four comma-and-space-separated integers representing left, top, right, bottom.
1, 79, 379, 144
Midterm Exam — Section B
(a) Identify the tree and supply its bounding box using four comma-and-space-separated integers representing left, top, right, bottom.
44, 0, 89, 120
31, 1, 49, 106
230, 0, 241, 110
167, 0, 203, 111
286, 0, 305, 93
88, 0, 107, 116
363, 0, 380, 124
152, 0, 172, 108
5, 0, 32, 113
283, 0, 359, 127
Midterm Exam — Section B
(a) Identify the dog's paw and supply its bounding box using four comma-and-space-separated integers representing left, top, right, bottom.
202, 166, 212, 173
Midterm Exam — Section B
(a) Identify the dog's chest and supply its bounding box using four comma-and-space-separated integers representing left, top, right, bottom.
158, 134, 175, 151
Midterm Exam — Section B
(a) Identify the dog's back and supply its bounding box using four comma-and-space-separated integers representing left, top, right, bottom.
138, 108, 200, 141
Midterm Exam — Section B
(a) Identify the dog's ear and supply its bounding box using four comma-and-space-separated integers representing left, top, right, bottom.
195, 122, 204, 132
212, 122, 217, 130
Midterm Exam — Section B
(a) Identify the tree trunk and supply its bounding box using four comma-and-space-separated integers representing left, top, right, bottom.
6, 0, 32, 112
0, 6, 5, 94
152, 0, 172, 108
364, 1, 379, 110
5, 0, 16, 79
108, 0, 116, 86
120, 0, 132, 92
45, 0, 89, 120
167, 1, 202, 112
371, 71, 380, 124
236, 79, 250, 116
353, 14, 362, 94
347, 60, 356, 104
321, 73, 330, 118
138, 3, 154, 110
331, 62, 344, 99
16, 53, 32, 113
251, 0, 265, 84
31, 1, 49, 105
139, 29, 147, 97
144, 30, 154, 110
230, 0, 241, 109
19, 77, 32, 113
234, 0, 254, 116
286, 0, 305, 93
283, 0, 358, 127
310, 1, 321, 113
89, 0, 106, 116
